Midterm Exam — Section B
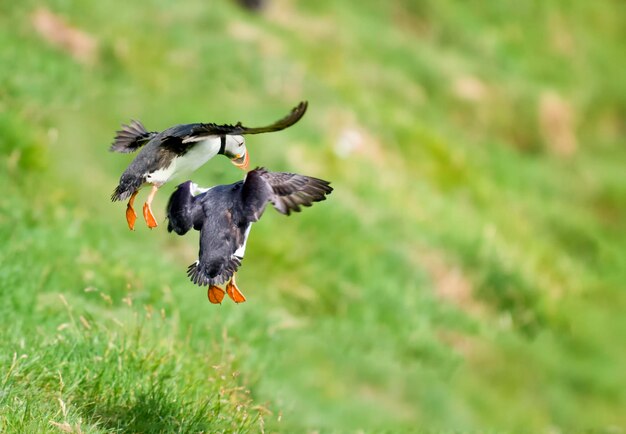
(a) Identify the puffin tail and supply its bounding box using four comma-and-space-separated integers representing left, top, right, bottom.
187, 256, 241, 287
111, 175, 143, 202
111, 185, 128, 202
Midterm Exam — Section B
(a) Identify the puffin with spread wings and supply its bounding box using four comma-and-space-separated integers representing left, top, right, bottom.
110, 102, 308, 230
166, 168, 332, 304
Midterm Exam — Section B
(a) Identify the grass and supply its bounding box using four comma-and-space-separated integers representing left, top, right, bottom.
1, 0, 625, 432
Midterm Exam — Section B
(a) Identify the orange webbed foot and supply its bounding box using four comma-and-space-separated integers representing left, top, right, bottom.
126, 191, 139, 231
226, 277, 246, 304
143, 202, 158, 228
208, 286, 225, 304
126, 203, 137, 231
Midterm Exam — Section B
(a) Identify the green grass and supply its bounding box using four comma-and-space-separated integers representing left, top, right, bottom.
1, 0, 625, 432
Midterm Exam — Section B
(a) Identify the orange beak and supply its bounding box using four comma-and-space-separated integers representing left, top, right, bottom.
232, 151, 249, 171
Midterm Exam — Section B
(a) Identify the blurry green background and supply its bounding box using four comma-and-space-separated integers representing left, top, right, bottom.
1, 0, 625, 432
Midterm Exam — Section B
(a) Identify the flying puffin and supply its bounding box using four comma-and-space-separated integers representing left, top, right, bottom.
166, 168, 333, 304
110, 101, 308, 230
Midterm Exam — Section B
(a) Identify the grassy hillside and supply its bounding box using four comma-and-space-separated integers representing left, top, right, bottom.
1, 0, 625, 432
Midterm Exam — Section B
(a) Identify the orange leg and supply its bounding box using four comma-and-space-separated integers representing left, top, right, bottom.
226, 274, 246, 303
142, 185, 159, 228
208, 286, 225, 304
126, 191, 139, 231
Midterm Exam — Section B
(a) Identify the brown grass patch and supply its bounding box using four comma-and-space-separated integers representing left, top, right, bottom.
31, 8, 98, 65
266, 0, 337, 40
453, 75, 488, 103
418, 249, 485, 317
539, 91, 577, 157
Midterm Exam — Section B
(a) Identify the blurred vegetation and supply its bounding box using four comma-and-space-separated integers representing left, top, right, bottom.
1, 0, 625, 432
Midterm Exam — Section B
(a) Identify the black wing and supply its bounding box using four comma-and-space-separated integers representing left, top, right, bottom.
110, 120, 158, 153
242, 167, 333, 217
189, 101, 308, 138
187, 209, 244, 287
156, 135, 195, 156
166, 181, 201, 235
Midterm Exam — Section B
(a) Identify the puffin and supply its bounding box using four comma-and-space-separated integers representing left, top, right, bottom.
166, 167, 333, 304
110, 101, 308, 230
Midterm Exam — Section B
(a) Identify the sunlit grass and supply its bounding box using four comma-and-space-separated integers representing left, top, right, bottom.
1, 0, 625, 432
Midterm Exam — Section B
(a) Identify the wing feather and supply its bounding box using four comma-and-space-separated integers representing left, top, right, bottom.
189, 101, 308, 138
242, 167, 333, 217
109, 120, 158, 153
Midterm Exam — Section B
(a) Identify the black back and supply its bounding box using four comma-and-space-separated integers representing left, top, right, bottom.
166, 168, 332, 287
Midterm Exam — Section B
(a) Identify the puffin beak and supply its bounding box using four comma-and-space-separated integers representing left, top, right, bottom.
231, 152, 249, 171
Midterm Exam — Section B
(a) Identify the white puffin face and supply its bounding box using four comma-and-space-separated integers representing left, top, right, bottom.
223, 135, 249, 170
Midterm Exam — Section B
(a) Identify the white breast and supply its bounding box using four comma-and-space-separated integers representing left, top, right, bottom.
145, 137, 221, 185
234, 224, 252, 259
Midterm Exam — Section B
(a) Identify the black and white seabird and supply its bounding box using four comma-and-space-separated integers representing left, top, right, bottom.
110, 101, 308, 230
166, 167, 333, 304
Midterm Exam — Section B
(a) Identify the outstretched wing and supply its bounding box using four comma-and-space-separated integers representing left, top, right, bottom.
242, 167, 333, 218
189, 101, 308, 138
109, 120, 158, 153
187, 208, 245, 287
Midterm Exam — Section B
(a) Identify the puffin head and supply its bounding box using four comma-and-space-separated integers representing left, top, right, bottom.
222, 135, 249, 170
